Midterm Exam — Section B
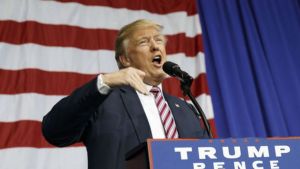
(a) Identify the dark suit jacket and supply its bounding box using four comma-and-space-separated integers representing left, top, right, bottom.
42, 78, 208, 169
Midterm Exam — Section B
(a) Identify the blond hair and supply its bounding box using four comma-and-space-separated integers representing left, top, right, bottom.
115, 19, 164, 68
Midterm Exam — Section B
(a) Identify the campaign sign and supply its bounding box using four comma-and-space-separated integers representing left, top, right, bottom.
147, 137, 300, 169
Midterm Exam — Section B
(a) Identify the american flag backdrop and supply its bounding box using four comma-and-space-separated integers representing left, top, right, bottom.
0, 0, 215, 168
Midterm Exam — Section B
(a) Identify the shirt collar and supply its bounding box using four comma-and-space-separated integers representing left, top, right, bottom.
145, 83, 162, 92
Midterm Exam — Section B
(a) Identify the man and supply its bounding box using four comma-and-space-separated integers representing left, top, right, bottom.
42, 19, 208, 169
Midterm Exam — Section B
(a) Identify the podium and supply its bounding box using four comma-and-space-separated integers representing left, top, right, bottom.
126, 142, 149, 169
126, 137, 300, 169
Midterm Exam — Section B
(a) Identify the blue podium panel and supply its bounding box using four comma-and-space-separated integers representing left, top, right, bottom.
147, 137, 300, 169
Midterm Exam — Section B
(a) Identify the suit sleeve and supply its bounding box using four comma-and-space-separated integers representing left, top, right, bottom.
42, 77, 107, 147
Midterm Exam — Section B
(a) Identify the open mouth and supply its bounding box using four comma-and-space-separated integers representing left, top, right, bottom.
152, 55, 162, 65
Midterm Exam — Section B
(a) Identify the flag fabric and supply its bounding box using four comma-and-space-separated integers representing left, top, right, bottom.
0, 0, 215, 168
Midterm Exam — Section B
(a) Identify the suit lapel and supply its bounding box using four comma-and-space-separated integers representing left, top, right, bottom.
164, 93, 190, 138
120, 86, 152, 143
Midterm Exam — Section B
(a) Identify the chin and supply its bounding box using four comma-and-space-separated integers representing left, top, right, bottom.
144, 74, 164, 86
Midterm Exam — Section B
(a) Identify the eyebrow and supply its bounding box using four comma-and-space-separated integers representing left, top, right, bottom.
136, 34, 164, 40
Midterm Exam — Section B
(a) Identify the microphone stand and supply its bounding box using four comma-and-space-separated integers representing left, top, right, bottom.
180, 77, 213, 139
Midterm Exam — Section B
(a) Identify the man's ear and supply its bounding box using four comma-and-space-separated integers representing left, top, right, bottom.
119, 55, 131, 67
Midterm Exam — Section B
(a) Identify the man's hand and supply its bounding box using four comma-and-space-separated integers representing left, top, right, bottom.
102, 67, 149, 95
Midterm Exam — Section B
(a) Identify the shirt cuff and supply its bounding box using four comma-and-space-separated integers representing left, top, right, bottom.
97, 74, 111, 95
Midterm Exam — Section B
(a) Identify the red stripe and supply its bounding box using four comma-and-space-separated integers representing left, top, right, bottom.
167, 33, 204, 56
0, 120, 83, 149
0, 69, 96, 95
163, 73, 210, 98
162, 110, 171, 124
56, 0, 197, 16
0, 20, 116, 51
0, 69, 209, 97
209, 119, 218, 138
157, 96, 163, 108
166, 118, 173, 133
0, 20, 203, 56
0, 120, 216, 149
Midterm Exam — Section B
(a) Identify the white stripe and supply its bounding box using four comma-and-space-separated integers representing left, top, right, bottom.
157, 101, 164, 112
174, 130, 179, 138
0, 0, 201, 37
0, 147, 87, 169
156, 95, 165, 110
164, 113, 173, 129
160, 105, 169, 122
0, 94, 64, 122
167, 122, 176, 138
0, 94, 213, 124
0, 43, 118, 74
0, 93, 214, 123
0, 43, 206, 77
167, 52, 207, 78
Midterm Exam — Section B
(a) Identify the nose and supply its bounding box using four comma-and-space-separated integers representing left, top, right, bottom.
150, 39, 159, 52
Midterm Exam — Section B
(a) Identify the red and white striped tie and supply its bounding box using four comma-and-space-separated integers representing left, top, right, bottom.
150, 86, 179, 139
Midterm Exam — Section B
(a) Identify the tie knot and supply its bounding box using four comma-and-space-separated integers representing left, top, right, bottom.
150, 86, 161, 96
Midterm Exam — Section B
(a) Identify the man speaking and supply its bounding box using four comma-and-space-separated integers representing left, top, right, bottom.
42, 19, 208, 169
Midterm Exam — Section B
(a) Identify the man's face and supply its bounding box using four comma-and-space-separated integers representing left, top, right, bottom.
124, 27, 167, 85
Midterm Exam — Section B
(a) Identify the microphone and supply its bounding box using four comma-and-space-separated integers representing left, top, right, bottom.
163, 61, 213, 138
163, 61, 193, 83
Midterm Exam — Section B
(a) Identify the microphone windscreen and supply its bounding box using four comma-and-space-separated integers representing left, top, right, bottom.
162, 61, 179, 75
